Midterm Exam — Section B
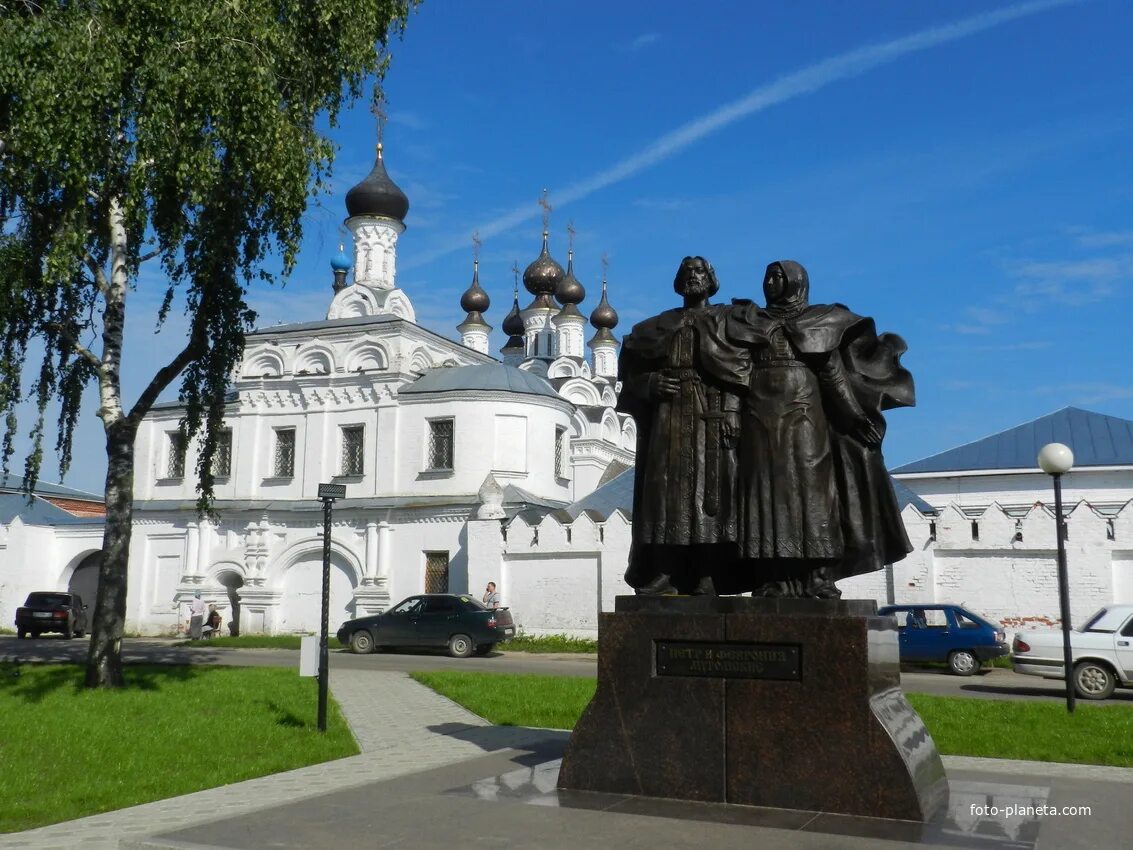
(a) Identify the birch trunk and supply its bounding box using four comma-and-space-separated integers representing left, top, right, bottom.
85, 421, 136, 687
85, 196, 130, 688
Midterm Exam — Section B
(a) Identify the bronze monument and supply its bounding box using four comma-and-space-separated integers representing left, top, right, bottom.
558, 257, 949, 823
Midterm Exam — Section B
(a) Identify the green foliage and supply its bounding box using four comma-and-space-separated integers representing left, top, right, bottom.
500, 632, 598, 653
0, 663, 357, 831
0, 0, 416, 501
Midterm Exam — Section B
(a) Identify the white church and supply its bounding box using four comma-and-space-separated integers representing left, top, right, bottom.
3, 144, 1132, 639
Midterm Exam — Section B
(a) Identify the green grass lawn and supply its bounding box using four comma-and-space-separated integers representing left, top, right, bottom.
0, 664, 358, 833
410, 671, 1133, 768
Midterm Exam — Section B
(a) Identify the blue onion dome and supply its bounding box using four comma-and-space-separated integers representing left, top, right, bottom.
523, 230, 564, 307
460, 260, 491, 313
330, 243, 352, 272
345, 143, 409, 222
556, 249, 586, 306
502, 289, 525, 337
589, 276, 619, 330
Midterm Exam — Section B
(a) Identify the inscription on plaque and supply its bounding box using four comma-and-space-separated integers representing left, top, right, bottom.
656, 641, 801, 680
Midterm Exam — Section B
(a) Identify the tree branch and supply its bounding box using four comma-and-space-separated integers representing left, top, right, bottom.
126, 320, 206, 426
46, 321, 104, 374
84, 252, 111, 295
138, 249, 160, 264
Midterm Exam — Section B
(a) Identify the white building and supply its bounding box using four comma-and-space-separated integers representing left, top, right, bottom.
89, 143, 631, 636
3, 148, 1131, 640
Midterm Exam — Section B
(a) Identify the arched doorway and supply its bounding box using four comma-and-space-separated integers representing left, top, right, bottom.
215, 569, 245, 636
67, 552, 101, 605
278, 552, 357, 634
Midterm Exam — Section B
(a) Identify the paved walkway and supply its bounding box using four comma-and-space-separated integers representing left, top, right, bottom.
3, 670, 1133, 850
0, 670, 553, 850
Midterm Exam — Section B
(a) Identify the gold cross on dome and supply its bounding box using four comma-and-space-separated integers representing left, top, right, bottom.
511, 261, 521, 295
566, 221, 576, 252
601, 252, 610, 287
472, 231, 482, 262
371, 94, 388, 148
538, 188, 552, 230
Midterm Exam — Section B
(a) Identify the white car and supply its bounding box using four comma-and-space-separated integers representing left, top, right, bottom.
1012, 605, 1133, 700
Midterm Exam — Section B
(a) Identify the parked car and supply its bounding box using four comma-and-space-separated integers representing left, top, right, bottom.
336, 593, 516, 657
1012, 605, 1133, 700
877, 603, 1008, 676
15, 591, 88, 639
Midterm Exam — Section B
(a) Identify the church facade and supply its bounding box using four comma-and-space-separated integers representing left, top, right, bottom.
59, 143, 633, 636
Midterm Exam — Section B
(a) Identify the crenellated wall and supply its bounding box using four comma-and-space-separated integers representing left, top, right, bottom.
468, 499, 1133, 639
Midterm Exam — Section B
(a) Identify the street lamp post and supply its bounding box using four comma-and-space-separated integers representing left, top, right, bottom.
1037, 442, 1075, 714
316, 483, 347, 732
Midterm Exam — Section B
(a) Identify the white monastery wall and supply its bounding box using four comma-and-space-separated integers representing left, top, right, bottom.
0, 519, 103, 628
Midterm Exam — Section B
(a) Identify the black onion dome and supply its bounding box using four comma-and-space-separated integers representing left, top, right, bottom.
523, 230, 564, 298
501, 291, 525, 337
345, 144, 409, 222
556, 250, 586, 305
460, 260, 490, 313
589, 280, 619, 330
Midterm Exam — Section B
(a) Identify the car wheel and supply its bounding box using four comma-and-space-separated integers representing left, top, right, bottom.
1073, 660, 1116, 700
349, 630, 375, 655
448, 633, 474, 658
473, 643, 496, 656
947, 650, 979, 676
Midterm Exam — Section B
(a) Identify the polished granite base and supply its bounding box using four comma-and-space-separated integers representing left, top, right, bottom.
557, 596, 948, 821
456, 759, 1044, 849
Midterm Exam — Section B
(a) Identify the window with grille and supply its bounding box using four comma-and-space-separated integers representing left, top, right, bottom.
555, 426, 566, 477
274, 428, 296, 478
340, 425, 364, 476
211, 430, 232, 477
166, 432, 187, 478
428, 418, 454, 470
424, 552, 449, 594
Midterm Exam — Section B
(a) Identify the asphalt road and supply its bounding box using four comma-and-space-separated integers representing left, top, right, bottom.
2, 636, 1131, 703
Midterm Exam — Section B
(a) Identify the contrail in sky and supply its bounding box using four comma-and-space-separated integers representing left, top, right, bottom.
404, 0, 1078, 269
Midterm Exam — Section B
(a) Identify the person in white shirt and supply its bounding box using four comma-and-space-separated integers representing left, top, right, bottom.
482, 582, 500, 609
188, 592, 207, 639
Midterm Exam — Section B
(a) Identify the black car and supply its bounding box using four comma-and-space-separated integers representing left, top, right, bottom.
15, 591, 89, 639
336, 593, 516, 657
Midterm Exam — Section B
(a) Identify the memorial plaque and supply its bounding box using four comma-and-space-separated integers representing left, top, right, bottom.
656, 640, 800, 680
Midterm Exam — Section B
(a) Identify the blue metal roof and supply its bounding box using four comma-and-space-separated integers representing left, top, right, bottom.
565, 468, 635, 519
400, 364, 562, 400
892, 407, 1133, 474
0, 474, 102, 501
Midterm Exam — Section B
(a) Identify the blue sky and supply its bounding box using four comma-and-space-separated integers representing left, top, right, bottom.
15, 0, 1133, 494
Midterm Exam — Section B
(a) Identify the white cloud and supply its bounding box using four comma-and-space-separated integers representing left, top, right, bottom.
405, 0, 1078, 269
623, 32, 661, 52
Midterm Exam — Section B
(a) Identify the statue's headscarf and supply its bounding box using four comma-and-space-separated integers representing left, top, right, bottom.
764, 260, 809, 318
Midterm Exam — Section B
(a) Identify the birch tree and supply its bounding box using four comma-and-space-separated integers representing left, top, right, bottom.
0, 0, 416, 687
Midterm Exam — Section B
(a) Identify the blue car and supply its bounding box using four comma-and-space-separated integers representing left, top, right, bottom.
877, 603, 1008, 676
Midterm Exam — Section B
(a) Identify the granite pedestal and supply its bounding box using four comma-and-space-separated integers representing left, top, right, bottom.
557, 596, 948, 821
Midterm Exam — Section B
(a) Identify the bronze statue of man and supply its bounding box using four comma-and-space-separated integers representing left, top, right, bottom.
725, 260, 915, 597
617, 257, 748, 595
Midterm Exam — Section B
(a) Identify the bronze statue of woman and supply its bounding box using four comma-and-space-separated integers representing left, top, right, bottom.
726, 260, 915, 597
